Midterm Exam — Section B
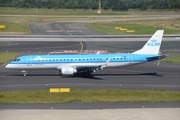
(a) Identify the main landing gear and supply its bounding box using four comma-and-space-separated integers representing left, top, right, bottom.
21, 70, 27, 77
82, 71, 91, 77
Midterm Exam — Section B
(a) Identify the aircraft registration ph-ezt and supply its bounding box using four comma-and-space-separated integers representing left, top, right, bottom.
5, 30, 166, 77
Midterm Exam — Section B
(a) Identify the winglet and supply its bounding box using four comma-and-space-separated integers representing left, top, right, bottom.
132, 30, 164, 55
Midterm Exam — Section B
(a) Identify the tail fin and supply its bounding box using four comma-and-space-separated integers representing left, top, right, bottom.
132, 30, 164, 54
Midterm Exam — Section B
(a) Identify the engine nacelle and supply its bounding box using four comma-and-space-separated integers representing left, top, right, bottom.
61, 67, 77, 75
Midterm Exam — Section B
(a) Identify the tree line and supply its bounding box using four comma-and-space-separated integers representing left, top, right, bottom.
0, 0, 180, 10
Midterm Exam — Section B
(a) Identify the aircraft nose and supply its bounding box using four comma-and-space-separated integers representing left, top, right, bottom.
5, 64, 11, 69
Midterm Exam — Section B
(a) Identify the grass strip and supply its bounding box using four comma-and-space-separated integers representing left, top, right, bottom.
0, 89, 179, 104
0, 52, 21, 66
86, 21, 180, 35
0, 8, 180, 15
161, 56, 180, 64
0, 8, 130, 16
0, 22, 31, 34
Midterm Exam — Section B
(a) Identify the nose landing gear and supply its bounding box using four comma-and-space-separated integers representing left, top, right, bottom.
21, 70, 27, 77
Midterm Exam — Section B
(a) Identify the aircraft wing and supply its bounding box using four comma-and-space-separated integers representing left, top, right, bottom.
57, 58, 110, 73
57, 64, 106, 72
57, 63, 107, 73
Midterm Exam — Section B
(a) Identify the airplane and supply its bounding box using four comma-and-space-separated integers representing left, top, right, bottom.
5, 30, 165, 77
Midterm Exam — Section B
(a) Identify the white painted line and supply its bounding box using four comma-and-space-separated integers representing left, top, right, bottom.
175, 37, 180, 39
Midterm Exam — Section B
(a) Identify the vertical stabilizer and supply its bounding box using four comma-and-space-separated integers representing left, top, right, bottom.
132, 30, 164, 54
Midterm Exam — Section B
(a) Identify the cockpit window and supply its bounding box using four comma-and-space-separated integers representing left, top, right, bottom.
13, 59, 17, 61
13, 59, 20, 62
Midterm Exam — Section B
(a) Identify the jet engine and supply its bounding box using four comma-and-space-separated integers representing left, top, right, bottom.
61, 67, 77, 75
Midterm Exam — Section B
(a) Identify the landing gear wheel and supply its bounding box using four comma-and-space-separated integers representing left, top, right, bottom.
82, 72, 90, 77
22, 70, 27, 77
23, 73, 27, 77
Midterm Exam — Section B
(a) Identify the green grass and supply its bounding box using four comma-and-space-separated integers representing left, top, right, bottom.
0, 89, 179, 104
161, 56, 180, 64
0, 8, 128, 16
0, 8, 180, 15
86, 22, 180, 35
0, 22, 31, 34
0, 52, 21, 65
0, 42, 6, 44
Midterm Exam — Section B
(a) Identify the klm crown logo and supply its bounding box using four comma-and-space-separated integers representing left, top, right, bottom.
147, 39, 160, 46
151, 39, 157, 42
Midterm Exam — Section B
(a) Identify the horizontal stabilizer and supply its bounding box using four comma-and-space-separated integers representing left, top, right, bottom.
146, 55, 166, 61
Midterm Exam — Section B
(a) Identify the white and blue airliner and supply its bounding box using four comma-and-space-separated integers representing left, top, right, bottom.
5, 30, 165, 77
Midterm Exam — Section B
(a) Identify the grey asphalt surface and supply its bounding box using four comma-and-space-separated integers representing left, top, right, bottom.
28, 22, 103, 35
1, 61, 180, 91
0, 103, 179, 109
0, 40, 180, 53
0, 41, 85, 53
